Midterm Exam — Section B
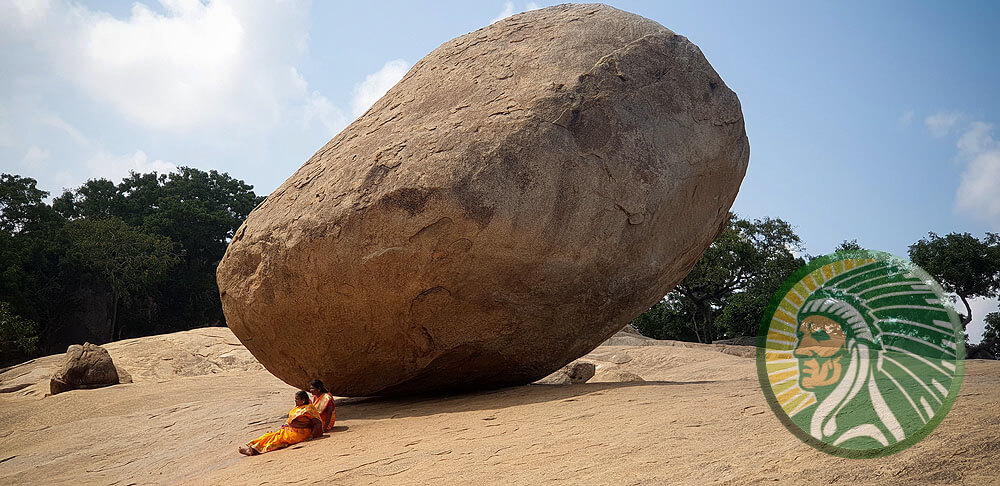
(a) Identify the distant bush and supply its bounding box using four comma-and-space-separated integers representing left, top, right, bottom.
631, 214, 804, 343
0, 302, 39, 366
1, 168, 265, 362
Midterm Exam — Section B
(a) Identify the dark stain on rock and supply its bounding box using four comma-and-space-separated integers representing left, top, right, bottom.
381, 187, 437, 216
453, 170, 496, 229
500, 151, 532, 193
570, 104, 612, 153
362, 164, 392, 189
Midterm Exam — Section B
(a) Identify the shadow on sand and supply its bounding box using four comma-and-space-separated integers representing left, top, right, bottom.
286, 427, 347, 449
338, 380, 720, 420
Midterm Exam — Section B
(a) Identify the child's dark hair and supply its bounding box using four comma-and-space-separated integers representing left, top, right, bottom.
295, 390, 310, 402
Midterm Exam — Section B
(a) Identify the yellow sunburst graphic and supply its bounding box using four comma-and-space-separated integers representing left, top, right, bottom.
764, 258, 877, 416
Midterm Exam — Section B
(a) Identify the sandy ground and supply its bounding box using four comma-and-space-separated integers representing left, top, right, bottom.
1, 328, 997, 485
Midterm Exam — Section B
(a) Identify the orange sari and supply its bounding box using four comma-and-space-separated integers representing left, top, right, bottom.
246, 404, 322, 454
311, 392, 335, 431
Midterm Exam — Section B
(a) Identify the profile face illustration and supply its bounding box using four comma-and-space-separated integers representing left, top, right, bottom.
757, 252, 965, 458
793, 315, 846, 390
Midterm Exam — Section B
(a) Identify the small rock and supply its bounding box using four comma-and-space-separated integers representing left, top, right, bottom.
594, 369, 645, 383
117, 367, 133, 384
535, 361, 596, 385
587, 350, 633, 364
50, 343, 122, 395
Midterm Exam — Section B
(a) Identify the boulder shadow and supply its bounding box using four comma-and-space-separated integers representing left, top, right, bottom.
338, 379, 723, 421
289, 431, 340, 449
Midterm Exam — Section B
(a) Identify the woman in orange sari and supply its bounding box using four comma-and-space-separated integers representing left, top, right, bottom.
239, 390, 323, 456
308, 379, 335, 431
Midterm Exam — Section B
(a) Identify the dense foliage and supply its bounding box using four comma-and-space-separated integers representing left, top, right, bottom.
631, 214, 805, 343
980, 312, 1000, 357
0, 170, 263, 365
633, 217, 1000, 353
908, 232, 1000, 329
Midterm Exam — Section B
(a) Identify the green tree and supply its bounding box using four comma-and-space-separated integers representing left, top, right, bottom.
131, 168, 264, 328
54, 167, 264, 330
715, 286, 779, 339
981, 311, 1000, 357
64, 217, 179, 340
631, 296, 699, 341
0, 302, 39, 366
52, 178, 121, 220
0, 175, 70, 352
835, 239, 863, 252
908, 232, 1000, 329
1, 174, 62, 234
714, 225, 805, 339
1, 168, 262, 362
635, 215, 805, 343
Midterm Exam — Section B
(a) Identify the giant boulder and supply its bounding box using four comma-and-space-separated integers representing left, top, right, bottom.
217, 4, 749, 396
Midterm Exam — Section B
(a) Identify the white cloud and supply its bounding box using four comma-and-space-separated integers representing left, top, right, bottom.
490, 2, 542, 25
303, 91, 347, 135
3, 0, 331, 134
490, 2, 516, 24
966, 296, 999, 345
1, 0, 353, 197
21, 145, 51, 167
0, 103, 14, 148
954, 121, 1000, 228
350, 59, 410, 118
925, 111, 961, 138
957, 121, 993, 155
84, 149, 177, 184
955, 150, 1000, 224
0, 122, 12, 148
3, 0, 52, 30
36, 113, 89, 146
0, 1, 417, 198
51, 170, 75, 192
898, 109, 914, 128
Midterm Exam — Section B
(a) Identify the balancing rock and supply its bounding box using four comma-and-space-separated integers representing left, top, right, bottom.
217, 4, 749, 396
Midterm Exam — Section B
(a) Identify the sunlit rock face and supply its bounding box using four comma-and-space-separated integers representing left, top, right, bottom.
217, 4, 749, 396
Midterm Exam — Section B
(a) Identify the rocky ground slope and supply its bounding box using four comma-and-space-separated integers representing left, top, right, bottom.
1, 327, 997, 485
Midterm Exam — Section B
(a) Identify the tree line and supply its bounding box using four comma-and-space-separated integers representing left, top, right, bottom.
3, 171, 998, 365
632, 214, 1000, 359
1, 169, 263, 366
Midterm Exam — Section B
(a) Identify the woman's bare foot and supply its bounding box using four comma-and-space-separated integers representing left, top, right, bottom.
238, 445, 255, 456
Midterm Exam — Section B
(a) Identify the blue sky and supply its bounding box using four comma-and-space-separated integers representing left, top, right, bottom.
2, 1, 998, 341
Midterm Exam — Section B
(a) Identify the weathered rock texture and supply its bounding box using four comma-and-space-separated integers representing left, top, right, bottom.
217, 4, 749, 396
536, 361, 596, 385
50, 343, 122, 395
593, 369, 645, 383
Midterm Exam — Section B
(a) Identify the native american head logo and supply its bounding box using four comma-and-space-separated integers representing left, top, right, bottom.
757, 251, 965, 458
